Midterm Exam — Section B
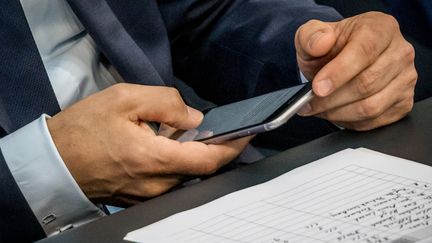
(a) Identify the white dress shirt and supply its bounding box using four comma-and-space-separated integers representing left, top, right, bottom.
0, 0, 118, 235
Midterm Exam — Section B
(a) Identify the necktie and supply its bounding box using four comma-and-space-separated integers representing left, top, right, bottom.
0, 2, 53, 241
0, 0, 60, 133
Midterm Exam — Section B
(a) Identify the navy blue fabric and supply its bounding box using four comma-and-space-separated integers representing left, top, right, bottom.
159, 0, 342, 104
382, 0, 432, 43
0, 150, 45, 242
0, 1, 58, 241
0, 0, 341, 241
383, 0, 432, 30
0, 0, 60, 134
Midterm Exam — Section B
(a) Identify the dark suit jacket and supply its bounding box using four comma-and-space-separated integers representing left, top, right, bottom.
0, 0, 341, 241
383, 0, 432, 43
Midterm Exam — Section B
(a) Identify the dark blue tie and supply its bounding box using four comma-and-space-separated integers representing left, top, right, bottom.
0, 0, 60, 133
0, 2, 54, 241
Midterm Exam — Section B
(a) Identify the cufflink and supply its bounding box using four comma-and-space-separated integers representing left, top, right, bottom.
42, 213, 57, 225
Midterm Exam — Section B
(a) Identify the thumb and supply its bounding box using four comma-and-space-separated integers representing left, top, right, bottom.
127, 85, 204, 130
295, 20, 337, 61
183, 106, 204, 129
149, 105, 203, 131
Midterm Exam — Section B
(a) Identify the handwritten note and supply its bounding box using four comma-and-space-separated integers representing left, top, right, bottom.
125, 149, 432, 243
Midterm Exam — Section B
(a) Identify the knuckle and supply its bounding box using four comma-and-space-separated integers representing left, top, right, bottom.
404, 42, 416, 62
352, 123, 375, 132
401, 93, 415, 114
305, 19, 321, 28
402, 68, 418, 90
360, 12, 400, 36
358, 37, 378, 62
413, 68, 419, 81
111, 83, 129, 94
367, 12, 399, 30
201, 161, 220, 175
412, 71, 419, 86
163, 88, 188, 123
365, 11, 384, 18
144, 183, 167, 198
356, 69, 378, 96
295, 25, 305, 45
165, 87, 182, 99
110, 83, 132, 101
381, 13, 399, 30
164, 88, 184, 109
357, 99, 381, 119
363, 11, 382, 23
388, 15, 400, 31
405, 98, 414, 113
298, 19, 324, 43
408, 69, 418, 88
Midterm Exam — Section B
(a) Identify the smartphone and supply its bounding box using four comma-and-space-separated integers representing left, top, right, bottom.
177, 83, 313, 144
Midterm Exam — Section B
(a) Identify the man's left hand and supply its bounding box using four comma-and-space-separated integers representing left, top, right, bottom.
296, 12, 417, 131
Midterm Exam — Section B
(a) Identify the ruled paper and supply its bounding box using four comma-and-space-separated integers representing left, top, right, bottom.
125, 149, 432, 243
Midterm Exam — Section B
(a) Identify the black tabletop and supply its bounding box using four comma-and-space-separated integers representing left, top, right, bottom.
38, 98, 432, 243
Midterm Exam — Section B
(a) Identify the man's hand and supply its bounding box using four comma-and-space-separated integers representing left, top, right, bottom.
296, 12, 417, 131
47, 84, 250, 206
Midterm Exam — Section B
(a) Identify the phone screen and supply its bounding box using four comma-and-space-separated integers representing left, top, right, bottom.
177, 84, 310, 142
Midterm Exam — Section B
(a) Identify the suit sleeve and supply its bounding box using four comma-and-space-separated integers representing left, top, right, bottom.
0, 150, 46, 242
158, 0, 342, 104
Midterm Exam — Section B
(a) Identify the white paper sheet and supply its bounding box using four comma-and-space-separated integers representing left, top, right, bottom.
125, 149, 432, 243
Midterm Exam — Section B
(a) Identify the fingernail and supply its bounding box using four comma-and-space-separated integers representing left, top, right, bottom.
297, 102, 312, 116
187, 106, 204, 122
308, 30, 326, 49
316, 79, 334, 96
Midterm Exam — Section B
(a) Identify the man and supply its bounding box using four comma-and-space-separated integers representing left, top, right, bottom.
0, 0, 416, 242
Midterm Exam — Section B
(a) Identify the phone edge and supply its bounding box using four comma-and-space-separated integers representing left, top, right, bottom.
264, 90, 314, 131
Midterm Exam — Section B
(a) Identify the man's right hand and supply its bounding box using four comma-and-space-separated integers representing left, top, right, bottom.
47, 84, 250, 206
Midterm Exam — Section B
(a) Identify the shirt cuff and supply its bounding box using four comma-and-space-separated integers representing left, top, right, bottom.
0, 114, 105, 236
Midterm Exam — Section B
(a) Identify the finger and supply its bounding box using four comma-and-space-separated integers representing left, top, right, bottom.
316, 69, 416, 123
301, 38, 412, 116
334, 96, 414, 131
176, 129, 200, 142
140, 93, 203, 130
112, 84, 204, 130
158, 124, 178, 138
312, 16, 398, 97
149, 136, 252, 176
295, 19, 337, 61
